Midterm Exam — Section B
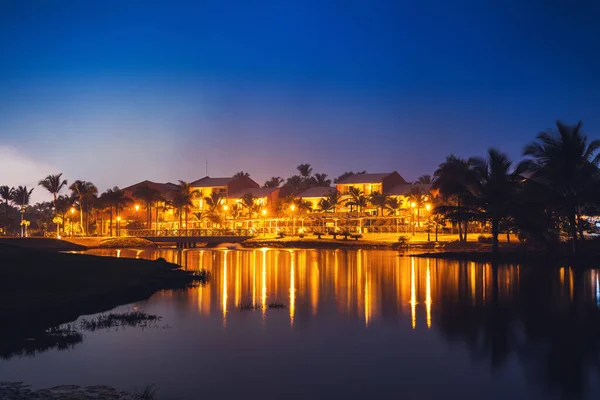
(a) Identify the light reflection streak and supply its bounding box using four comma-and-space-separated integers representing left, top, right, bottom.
290, 250, 295, 326
222, 250, 228, 326
426, 259, 431, 329
262, 248, 267, 320
410, 257, 417, 329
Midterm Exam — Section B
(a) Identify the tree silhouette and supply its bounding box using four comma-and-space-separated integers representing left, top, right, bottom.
38, 173, 68, 237
468, 148, 516, 253
12, 186, 34, 237
69, 180, 98, 235
263, 177, 284, 188
520, 120, 600, 255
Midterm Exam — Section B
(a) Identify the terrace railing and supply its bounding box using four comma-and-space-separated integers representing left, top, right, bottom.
125, 228, 256, 237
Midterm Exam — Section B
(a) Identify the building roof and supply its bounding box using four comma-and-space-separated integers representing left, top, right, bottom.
296, 186, 336, 198
228, 187, 278, 199
336, 173, 393, 185
121, 180, 178, 194
190, 176, 236, 187
387, 183, 432, 196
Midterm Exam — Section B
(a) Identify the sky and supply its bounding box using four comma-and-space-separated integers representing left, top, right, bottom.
1, 0, 600, 203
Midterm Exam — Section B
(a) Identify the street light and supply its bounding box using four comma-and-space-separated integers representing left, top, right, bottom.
117, 216, 121, 237
261, 209, 267, 236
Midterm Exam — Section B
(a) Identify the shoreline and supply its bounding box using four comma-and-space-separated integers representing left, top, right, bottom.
0, 243, 205, 360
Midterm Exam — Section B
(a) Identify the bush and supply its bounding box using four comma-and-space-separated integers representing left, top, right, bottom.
478, 235, 493, 244
398, 236, 410, 247
277, 231, 286, 238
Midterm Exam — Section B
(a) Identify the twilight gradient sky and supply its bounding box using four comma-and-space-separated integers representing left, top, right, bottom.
1, 0, 600, 202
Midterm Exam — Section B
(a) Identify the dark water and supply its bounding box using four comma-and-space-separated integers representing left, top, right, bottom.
2, 248, 600, 399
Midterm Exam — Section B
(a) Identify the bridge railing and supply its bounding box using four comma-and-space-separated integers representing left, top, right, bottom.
124, 228, 257, 237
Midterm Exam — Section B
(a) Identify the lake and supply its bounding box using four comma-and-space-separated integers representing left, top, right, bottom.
2, 248, 600, 399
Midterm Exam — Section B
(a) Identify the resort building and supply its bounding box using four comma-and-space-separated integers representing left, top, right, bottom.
296, 186, 336, 211
335, 171, 407, 196
190, 176, 259, 212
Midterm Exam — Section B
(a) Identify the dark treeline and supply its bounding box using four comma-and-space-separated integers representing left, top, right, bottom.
432, 120, 600, 255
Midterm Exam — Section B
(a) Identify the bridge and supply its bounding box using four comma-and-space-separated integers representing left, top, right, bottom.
126, 228, 255, 248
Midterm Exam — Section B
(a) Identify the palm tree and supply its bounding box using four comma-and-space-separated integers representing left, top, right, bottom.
204, 192, 224, 226
263, 177, 284, 188
468, 148, 516, 253
324, 190, 342, 213
228, 203, 243, 220
69, 180, 98, 236
54, 194, 72, 235
369, 191, 388, 217
0, 186, 14, 233
100, 187, 131, 236
408, 186, 429, 230
38, 173, 68, 237
417, 174, 432, 184
385, 197, 401, 216
297, 163, 313, 183
520, 120, 600, 254
241, 193, 258, 218
318, 198, 334, 213
284, 175, 304, 195
13, 186, 34, 237
313, 173, 331, 187
171, 181, 199, 231
234, 171, 250, 178
433, 155, 476, 242
345, 187, 366, 213
133, 185, 161, 229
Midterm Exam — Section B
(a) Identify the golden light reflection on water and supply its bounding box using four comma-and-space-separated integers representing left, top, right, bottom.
86, 248, 600, 328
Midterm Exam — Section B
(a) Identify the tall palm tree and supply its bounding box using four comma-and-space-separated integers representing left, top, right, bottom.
313, 173, 331, 187
133, 185, 161, 229
38, 173, 68, 237
234, 171, 250, 178
324, 190, 342, 213
433, 155, 476, 242
297, 163, 313, 183
69, 180, 98, 236
385, 197, 401, 216
284, 175, 304, 195
204, 192, 223, 215
520, 120, 600, 254
13, 186, 34, 237
263, 177, 284, 188
345, 187, 366, 213
241, 193, 258, 218
369, 191, 389, 217
0, 186, 14, 233
417, 174, 432, 184
100, 187, 131, 236
469, 148, 516, 253
54, 194, 72, 235
171, 181, 199, 231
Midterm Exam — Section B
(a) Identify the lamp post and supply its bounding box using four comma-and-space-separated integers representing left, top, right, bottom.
261, 209, 267, 236
291, 204, 296, 236
410, 202, 416, 236
70, 207, 75, 236
135, 204, 140, 224
425, 203, 431, 241
117, 216, 121, 237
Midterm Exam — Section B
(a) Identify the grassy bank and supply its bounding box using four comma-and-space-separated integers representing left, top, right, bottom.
0, 243, 205, 358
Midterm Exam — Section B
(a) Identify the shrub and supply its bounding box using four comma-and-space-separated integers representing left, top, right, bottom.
478, 235, 493, 244
398, 236, 410, 247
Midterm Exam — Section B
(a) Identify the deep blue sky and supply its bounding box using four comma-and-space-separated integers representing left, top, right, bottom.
1, 0, 599, 201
